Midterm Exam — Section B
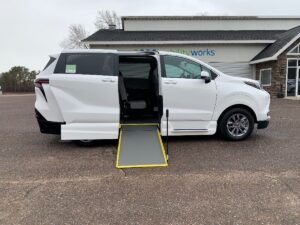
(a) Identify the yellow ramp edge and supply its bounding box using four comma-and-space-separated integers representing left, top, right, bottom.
116, 124, 168, 169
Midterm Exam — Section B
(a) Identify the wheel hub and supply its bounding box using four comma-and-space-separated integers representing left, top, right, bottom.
226, 113, 249, 137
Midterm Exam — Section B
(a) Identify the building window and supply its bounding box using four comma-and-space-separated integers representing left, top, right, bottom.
260, 68, 272, 86
288, 44, 300, 55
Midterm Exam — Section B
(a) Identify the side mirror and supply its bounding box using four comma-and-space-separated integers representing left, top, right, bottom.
200, 71, 211, 83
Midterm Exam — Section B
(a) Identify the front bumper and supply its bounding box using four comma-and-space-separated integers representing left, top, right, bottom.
257, 119, 269, 129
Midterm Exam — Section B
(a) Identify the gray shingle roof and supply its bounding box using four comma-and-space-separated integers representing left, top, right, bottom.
82, 30, 284, 42
251, 26, 300, 62
83, 27, 300, 63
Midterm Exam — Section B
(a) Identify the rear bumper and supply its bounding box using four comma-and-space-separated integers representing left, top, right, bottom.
257, 119, 269, 129
35, 109, 64, 135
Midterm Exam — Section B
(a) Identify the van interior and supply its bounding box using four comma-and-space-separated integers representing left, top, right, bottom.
118, 55, 162, 123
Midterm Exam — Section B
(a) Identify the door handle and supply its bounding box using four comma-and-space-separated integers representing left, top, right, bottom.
102, 79, 115, 83
164, 80, 177, 84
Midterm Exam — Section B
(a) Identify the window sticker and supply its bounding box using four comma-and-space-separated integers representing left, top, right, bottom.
65, 64, 76, 73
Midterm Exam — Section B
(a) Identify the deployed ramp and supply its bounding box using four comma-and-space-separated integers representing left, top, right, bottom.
116, 124, 168, 168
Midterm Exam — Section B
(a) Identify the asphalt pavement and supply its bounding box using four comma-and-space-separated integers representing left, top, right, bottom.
0, 95, 299, 225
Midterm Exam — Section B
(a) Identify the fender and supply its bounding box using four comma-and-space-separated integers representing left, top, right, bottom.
212, 92, 259, 121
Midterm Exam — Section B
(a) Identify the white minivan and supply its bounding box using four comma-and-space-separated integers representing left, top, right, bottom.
35, 49, 270, 144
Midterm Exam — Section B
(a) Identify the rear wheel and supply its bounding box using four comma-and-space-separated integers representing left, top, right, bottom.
74, 140, 96, 147
218, 108, 254, 141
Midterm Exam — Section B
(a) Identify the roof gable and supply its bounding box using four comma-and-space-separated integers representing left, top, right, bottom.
250, 26, 300, 64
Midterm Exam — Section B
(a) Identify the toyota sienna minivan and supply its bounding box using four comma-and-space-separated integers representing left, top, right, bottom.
35, 49, 270, 145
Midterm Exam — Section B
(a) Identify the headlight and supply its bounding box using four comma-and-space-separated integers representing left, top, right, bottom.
244, 81, 262, 90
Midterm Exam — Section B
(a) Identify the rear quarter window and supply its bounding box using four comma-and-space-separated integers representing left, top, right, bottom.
54, 53, 117, 76
43, 57, 56, 71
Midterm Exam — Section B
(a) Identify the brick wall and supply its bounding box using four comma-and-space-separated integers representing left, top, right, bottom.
255, 61, 278, 97
255, 38, 300, 98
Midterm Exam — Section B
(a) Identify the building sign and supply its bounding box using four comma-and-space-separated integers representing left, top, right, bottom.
169, 48, 216, 57
137, 48, 216, 57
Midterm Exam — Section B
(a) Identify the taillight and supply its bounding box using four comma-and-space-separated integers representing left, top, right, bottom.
34, 78, 49, 88
34, 78, 49, 101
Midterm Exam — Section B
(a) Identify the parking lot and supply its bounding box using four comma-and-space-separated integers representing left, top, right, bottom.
0, 95, 299, 225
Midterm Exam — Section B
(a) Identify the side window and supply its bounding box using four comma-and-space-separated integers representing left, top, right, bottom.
54, 53, 117, 76
119, 63, 150, 79
165, 64, 184, 78
162, 55, 202, 79
162, 55, 217, 79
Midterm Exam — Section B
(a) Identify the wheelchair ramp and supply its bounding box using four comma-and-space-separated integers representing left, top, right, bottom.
116, 124, 168, 168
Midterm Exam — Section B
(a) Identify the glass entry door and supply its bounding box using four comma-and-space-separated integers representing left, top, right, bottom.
287, 59, 300, 97
299, 67, 300, 96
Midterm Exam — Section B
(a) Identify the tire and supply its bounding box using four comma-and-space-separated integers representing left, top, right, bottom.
74, 140, 96, 147
218, 108, 254, 141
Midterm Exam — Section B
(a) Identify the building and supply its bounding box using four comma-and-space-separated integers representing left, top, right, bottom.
82, 16, 300, 97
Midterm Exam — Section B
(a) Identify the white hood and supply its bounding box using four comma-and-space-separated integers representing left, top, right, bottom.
219, 73, 260, 86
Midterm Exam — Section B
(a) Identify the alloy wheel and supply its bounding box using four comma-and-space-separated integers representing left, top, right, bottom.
226, 113, 249, 137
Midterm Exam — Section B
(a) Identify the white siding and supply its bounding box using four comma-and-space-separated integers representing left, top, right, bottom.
208, 62, 254, 79
90, 44, 267, 62
90, 44, 260, 79
124, 19, 300, 31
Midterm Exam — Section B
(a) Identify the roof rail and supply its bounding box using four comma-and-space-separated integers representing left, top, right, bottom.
137, 49, 159, 55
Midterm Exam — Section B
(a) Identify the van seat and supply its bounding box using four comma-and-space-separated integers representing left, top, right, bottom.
129, 101, 147, 109
119, 72, 147, 110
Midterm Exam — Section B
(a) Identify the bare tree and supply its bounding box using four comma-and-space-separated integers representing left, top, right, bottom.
60, 24, 89, 49
60, 10, 121, 49
95, 10, 121, 29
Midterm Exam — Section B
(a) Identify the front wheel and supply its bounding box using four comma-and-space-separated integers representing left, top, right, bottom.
218, 108, 254, 141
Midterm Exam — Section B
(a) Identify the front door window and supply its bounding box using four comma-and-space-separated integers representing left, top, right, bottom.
162, 55, 215, 79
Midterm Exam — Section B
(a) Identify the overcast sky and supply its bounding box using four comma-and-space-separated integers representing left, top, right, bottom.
1, 0, 300, 73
